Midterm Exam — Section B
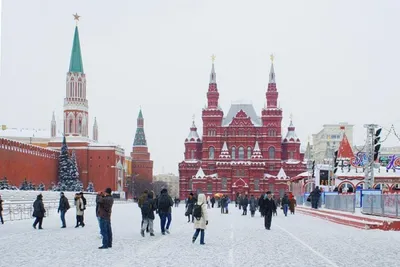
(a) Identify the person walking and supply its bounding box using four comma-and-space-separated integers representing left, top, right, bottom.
74, 193, 85, 228
186, 193, 195, 222
57, 192, 70, 228
97, 188, 114, 249
138, 189, 150, 233
192, 193, 208, 245
210, 196, 215, 208
32, 194, 45, 229
289, 195, 297, 215
263, 191, 277, 230
249, 195, 257, 217
79, 192, 87, 226
206, 195, 211, 209
241, 195, 249, 215
141, 191, 156, 237
281, 194, 290, 217
310, 186, 321, 209
0, 195, 4, 224
158, 188, 173, 235
258, 193, 265, 217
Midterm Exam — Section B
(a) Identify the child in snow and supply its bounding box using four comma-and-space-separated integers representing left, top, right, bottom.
192, 193, 208, 245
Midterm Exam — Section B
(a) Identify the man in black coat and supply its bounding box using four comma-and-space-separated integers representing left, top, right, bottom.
263, 191, 277, 230
258, 194, 265, 217
310, 186, 321, 209
57, 192, 70, 228
33, 194, 46, 229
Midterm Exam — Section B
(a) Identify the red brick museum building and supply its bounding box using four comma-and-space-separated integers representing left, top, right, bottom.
178, 59, 306, 199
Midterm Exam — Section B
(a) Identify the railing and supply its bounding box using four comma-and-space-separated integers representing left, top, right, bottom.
362, 194, 400, 218
325, 194, 355, 213
1, 198, 128, 222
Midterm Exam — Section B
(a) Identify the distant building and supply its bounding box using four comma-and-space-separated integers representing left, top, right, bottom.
312, 123, 354, 164
153, 173, 179, 198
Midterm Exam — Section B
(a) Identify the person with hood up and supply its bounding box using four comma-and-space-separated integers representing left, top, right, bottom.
158, 188, 173, 235
138, 189, 150, 232
192, 193, 208, 245
249, 195, 257, 217
57, 192, 70, 228
141, 191, 156, 237
32, 194, 45, 229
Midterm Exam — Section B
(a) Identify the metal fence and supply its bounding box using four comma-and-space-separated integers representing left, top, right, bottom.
325, 194, 355, 213
361, 194, 400, 218
1, 198, 128, 222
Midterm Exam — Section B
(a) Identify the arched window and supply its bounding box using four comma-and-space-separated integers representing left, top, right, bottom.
238, 147, 245, 160
289, 151, 294, 159
209, 147, 215, 159
247, 147, 252, 159
69, 119, 73, 133
269, 147, 275, 159
78, 119, 82, 134
190, 150, 195, 159
231, 147, 236, 159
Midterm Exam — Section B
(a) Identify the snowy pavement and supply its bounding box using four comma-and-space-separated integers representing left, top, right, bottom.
0, 203, 399, 267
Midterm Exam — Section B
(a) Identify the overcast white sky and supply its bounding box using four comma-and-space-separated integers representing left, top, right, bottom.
1, 0, 400, 175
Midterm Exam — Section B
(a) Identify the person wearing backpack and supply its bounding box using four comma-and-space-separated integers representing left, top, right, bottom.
157, 188, 173, 235
192, 193, 208, 245
141, 191, 156, 237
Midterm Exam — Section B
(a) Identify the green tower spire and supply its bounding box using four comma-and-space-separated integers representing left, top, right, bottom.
133, 109, 147, 146
69, 26, 84, 73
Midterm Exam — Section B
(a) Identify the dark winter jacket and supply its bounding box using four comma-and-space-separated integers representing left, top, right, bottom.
97, 194, 114, 220
263, 197, 277, 214
281, 195, 290, 205
0, 199, 3, 212
258, 195, 264, 209
157, 192, 173, 213
311, 188, 321, 200
141, 193, 156, 220
58, 196, 70, 212
249, 197, 257, 211
96, 194, 101, 216
33, 195, 46, 218
186, 196, 196, 213
210, 197, 215, 204
241, 197, 249, 207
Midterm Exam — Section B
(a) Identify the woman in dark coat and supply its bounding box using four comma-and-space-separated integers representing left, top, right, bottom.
33, 194, 46, 229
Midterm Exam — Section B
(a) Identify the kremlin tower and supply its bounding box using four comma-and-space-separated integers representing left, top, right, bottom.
131, 109, 153, 182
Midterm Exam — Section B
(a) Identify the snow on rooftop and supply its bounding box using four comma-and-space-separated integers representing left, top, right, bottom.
0, 127, 62, 139
222, 103, 262, 126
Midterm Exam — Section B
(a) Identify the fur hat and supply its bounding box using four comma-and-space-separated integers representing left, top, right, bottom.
105, 188, 112, 194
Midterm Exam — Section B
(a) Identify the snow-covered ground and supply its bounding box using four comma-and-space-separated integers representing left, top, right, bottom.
0, 203, 399, 267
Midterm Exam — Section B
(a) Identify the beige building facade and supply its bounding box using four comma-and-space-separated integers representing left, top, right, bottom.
312, 122, 354, 163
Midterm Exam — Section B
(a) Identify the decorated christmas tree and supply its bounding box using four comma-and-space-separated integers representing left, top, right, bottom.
57, 137, 83, 191
86, 182, 95, 192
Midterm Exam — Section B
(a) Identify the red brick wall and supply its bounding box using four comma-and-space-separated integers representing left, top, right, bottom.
0, 138, 59, 188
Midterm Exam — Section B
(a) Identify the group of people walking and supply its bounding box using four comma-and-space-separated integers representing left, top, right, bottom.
29, 188, 114, 249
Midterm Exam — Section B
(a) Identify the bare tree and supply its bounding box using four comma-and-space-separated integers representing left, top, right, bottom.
133, 175, 152, 198
152, 181, 168, 196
